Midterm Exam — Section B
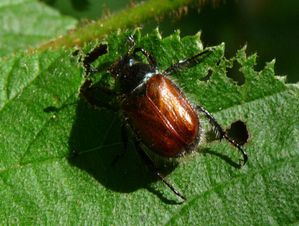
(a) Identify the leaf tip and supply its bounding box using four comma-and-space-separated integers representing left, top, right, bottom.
153, 27, 163, 40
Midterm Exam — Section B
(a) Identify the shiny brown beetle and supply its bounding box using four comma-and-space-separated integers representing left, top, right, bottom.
80, 36, 248, 201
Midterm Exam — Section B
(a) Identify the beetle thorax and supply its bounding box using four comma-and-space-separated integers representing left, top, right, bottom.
113, 56, 156, 94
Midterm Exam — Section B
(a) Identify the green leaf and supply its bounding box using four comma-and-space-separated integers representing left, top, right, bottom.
0, 30, 298, 225
0, 0, 77, 56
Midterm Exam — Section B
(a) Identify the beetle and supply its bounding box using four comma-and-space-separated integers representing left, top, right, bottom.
79, 36, 248, 201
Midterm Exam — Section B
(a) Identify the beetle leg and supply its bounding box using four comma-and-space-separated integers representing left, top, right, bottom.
81, 43, 108, 75
196, 105, 248, 167
134, 140, 186, 201
121, 123, 129, 151
128, 35, 157, 69
133, 47, 158, 70
80, 79, 119, 111
111, 123, 129, 165
164, 49, 212, 75
79, 43, 119, 110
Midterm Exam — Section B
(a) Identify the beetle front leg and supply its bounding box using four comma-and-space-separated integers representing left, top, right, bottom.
80, 79, 119, 111
133, 47, 158, 70
81, 43, 108, 75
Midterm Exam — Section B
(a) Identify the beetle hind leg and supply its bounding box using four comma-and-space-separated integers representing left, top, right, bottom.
134, 140, 186, 202
196, 105, 248, 167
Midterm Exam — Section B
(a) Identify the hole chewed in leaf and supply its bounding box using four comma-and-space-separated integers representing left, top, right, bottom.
43, 106, 59, 113
200, 68, 212, 82
226, 120, 249, 145
226, 61, 245, 85
203, 120, 249, 168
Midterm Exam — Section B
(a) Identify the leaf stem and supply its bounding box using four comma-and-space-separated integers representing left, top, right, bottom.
38, 0, 197, 50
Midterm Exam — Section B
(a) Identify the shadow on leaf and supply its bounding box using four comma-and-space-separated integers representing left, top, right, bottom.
67, 98, 178, 202
201, 148, 241, 169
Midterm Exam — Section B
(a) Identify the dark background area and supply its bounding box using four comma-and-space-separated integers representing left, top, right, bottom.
41, 0, 299, 82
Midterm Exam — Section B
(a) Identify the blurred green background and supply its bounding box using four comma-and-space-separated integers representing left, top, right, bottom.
41, 0, 299, 82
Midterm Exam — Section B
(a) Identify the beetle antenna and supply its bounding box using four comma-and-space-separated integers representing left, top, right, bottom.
196, 105, 248, 167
